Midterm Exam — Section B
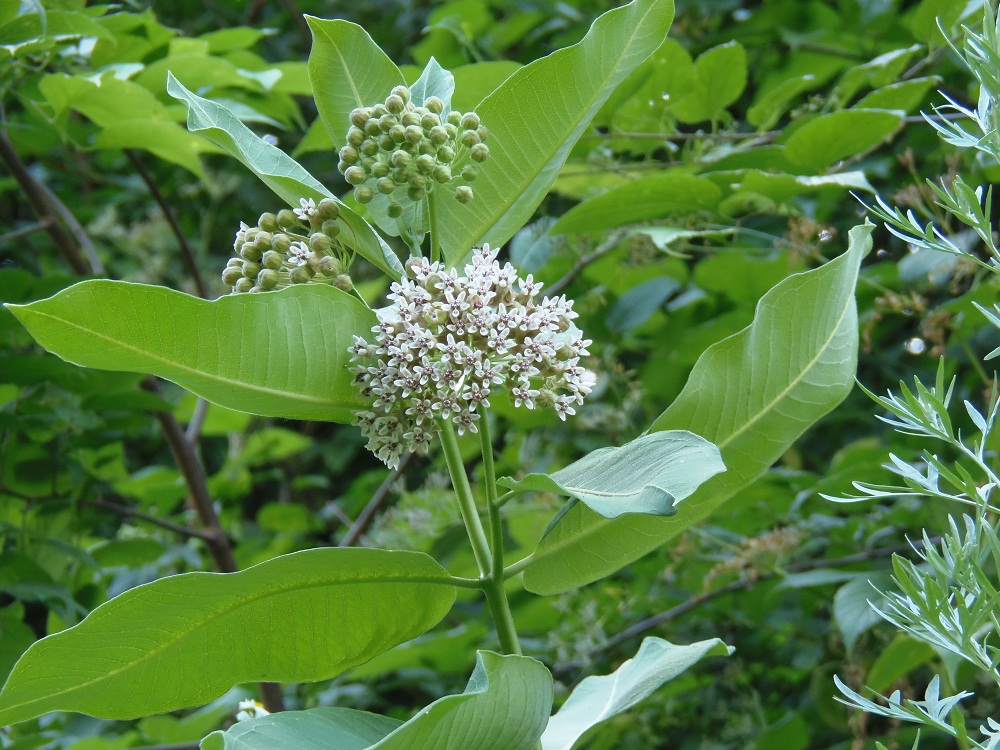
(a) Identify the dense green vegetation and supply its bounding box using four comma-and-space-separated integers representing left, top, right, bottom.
2, 0, 999, 748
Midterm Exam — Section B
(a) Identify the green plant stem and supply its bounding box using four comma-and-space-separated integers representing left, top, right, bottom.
438, 419, 491, 577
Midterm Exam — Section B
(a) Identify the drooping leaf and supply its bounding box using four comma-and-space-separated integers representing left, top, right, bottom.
201, 708, 402, 750
550, 173, 721, 235
304, 17, 404, 150
783, 109, 904, 171
499, 431, 724, 519
0, 549, 457, 725
166, 74, 402, 279
540, 638, 732, 750
6, 281, 374, 423
520, 223, 872, 594
432, 0, 676, 265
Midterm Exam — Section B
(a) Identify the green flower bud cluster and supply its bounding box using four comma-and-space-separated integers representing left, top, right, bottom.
338, 85, 490, 213
222, 197, 354, 294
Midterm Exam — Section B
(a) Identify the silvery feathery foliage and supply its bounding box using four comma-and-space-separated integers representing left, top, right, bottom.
348, 244, 596, 468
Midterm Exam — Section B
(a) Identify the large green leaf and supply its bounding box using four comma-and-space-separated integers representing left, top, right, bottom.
540, 638, 732, 750
305, 17, 404, 150
166, 74, 402, 279
432, 0, 676, 265
671, 41, 748, 124
0, 548, 457, 725
520, 223, 872, 594
498, 431, 725, 519
783, 109, 905, 171
5, 281, 374, 423
202, 652, 551, 750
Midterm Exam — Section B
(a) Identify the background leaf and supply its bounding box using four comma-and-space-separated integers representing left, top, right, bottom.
672, 41, 748, 123
520, 223, 872, 594
783, 109, 905, 170
0, 548, 457, 724
201, 708, 402, 750
6, 281, 374, 423
499, 431, 725, 519
432, 0, 676, 265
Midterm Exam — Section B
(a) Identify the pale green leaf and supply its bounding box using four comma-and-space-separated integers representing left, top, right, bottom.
673, 41, 748, 123
450, 61, 520, 112
409, 57, 454, 110
520, 223, 872, 594
784, 109, 904, 171
855, 77, 938, 113
746, 74, 817, 130
500, 431, 724, 519
541, 638, 732, 750
92, 119, 210, 180
0, 549, 457, 724
201, 708, 401, 750
166, 73, 402, 279
834, 573, 894, 654
5, 281, 374, 423
432, 0, 676, 265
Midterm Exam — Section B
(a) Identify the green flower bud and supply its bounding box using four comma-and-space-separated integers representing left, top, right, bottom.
460, 130, 480, 148
355, 185, 375, 204
415, 153, 435, 174
350, 107, 370, 128
408, 173, 427, 189
371, 160, 390, 178
243, 260, 262, 278
461, 112, 480, 130
437, 145, 455, 163
455, 185, 474, 203
364, 119, 382, 137
392, 168, 408, 183
379, 114, 397, 132
309, 232, 332, 253
262, 249, 283, 269
272, 233, 293, 253
461, 165, 478, 182
444, 123, 458, 139
244, 227, 260, 244
222, 266, 243, 286
424, 96, 444, 114
317, 198, 340, 222
337, 160, 349, 173
240, 243, 263, 262
390, 150, 412, 169
371, 103, 389, 118
258, 269, 280, 289
254, 232, 273, 251
334, 273, 354, 291
289, 266, 311, 284
477, 125, 489, 141
389, 124, 407, 143
432, 164, 452, 183
235, 277, 254, 293
226, 257, 243, 268
378, 134, 395, 151
258, 212, 278, 232
277, 209, 298, 229
407, 185, 426, 201
446, 111, 462, 126
339, 146, 360, 165
347, 126, 365, 147
470, 143, 490, 162
250, 285, 265, 294
391, 85, 411, 103
318, 255, 342, 275
360, 138, 379, 157
420, 112, 439, 129
419, 141, 438, 156
376, 177, 396, 195
322, 220, 341, 239
401, 111, 421, 126
344, 165, 367, 185
429, 125, 449, 145
387, 202, 403, 218
404, 124, 423, 144
385, 94, 405, 114
361, 156, 377, 172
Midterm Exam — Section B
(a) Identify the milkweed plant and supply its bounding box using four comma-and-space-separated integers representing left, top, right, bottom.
0, 0, 877, 747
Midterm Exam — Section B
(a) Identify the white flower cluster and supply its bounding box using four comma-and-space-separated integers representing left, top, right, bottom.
349, 245, 596, 467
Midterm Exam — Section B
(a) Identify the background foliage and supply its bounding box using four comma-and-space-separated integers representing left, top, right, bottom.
2, 0, 998, 748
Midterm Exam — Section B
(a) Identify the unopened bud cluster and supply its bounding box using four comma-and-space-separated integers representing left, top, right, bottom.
222, 198, 354, 294
349, 245, 595, 468
338, 85, 489, 215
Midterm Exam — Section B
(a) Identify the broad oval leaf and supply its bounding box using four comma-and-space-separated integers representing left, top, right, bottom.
166, 74, 402, 279
0, 548, 457, 725
432, 0, 676, 265
550, 173, 721, 235
202, 651, 552, 750
672, 41, 748, 124
498, 431, 724, 519
520, 223, 873, 594
541, 638, 732, 750
5, 280, 374, 423
783, 109, 905, 171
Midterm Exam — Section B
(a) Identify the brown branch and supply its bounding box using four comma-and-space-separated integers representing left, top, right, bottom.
34, 177, 104, 274
125, 149, 209, 299
83, 497, 217, 541
0, 220, 51, 245
545, 228, 630, 298
340, 453, 414, 547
